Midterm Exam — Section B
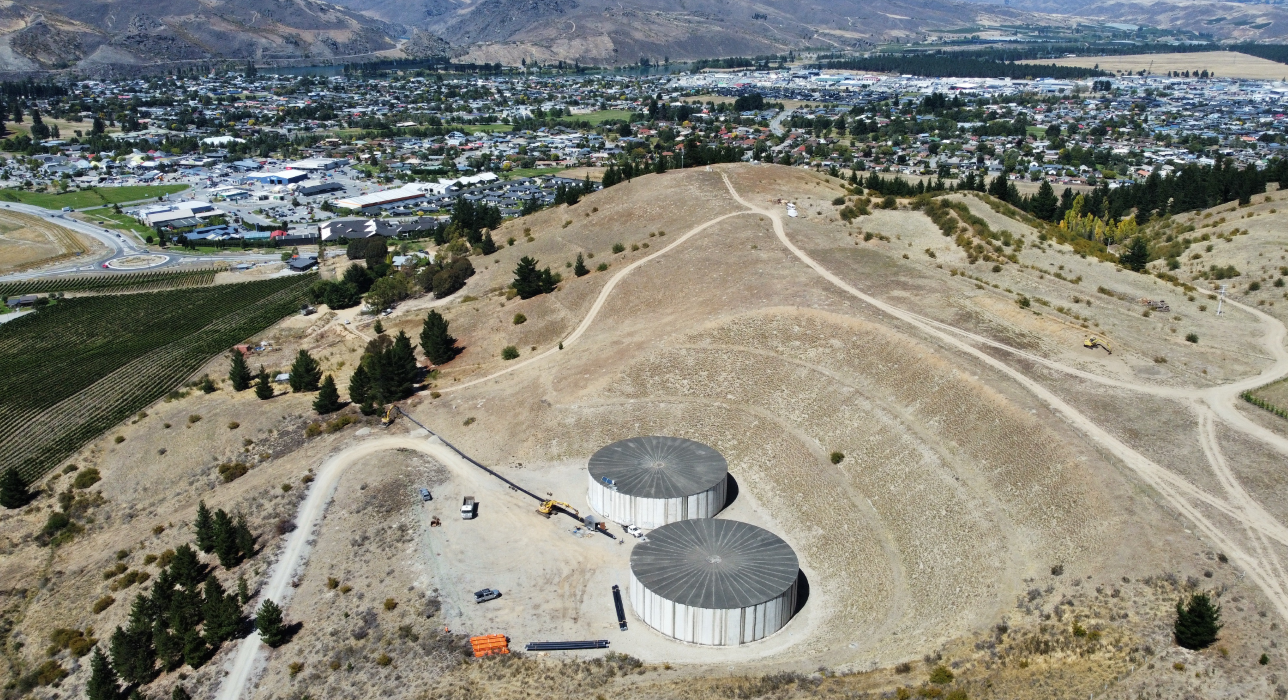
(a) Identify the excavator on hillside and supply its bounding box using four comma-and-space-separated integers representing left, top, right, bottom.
381, 404, 398, 426
1083, 336, 1112, 355
536, 500, 579, 518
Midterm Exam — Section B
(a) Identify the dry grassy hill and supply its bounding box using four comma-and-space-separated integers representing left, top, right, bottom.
4, 164, 1288, 700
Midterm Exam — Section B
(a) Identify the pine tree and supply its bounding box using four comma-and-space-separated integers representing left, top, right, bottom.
387, 331, 418, 400
154, 618, 182, 672
181, 627, 208, 669
86, 647, 121, 700
0, 467, 30, 509
313, 375, 341, 414
203, 577, 240, 644
1175, 592, 1222, 649
512, 256, 543, 299
110, 620, 156, 685
1032, 180, 1058, 221
228, 351, 252, 391
573, 252, 589, 277
213, 510, 238, 568
254, 366, 273, 400
420, 310, 459, 366
237, 576, 250, 606
234, 516, 256, 562
172, 686, 192, 700
348, 363, 371, 404
169, 545, 203, 589
289, 350, 322, 392
256, 599, 287, 647
194, 501, 215, 554
1120, 236, 1150, 272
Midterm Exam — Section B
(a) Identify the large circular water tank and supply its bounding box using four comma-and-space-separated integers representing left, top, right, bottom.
587, 436, 727, 529
629, 519, 799, 646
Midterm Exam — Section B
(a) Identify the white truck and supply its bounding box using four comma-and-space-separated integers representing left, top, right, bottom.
461, 496, 477, 519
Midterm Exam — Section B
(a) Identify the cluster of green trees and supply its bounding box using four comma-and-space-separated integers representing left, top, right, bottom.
420, 310, 460, 366
85, 519, 266, 699
348, 331, 420, 412
819, 53, 1108, 79
230, 346, 338, 413
416, 256, 475, 299
512, 257, 560, 299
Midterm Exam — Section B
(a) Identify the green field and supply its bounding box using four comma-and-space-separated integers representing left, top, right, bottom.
506, 167, 571, 179
0, 274, 314, 481
570, 109, 633, 125
444, 123, 514, 133
0, 185, 190, 210
79, 209, 154, 236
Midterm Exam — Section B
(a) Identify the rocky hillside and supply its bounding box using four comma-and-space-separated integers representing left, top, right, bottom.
334, 0, 1046, 65
0, 0, 401, 74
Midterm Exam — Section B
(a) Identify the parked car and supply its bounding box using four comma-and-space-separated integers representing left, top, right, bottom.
419, 488, 432, 502
625, 525, 643, 538
474, 588, 501, 604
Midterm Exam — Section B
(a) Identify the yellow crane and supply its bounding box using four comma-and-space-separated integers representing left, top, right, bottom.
1083, 336, 1112, 354
536, 500, 579, 518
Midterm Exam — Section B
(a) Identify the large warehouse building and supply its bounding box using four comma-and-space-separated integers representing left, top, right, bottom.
587, 436, 727, 529
629, 519, 800, 646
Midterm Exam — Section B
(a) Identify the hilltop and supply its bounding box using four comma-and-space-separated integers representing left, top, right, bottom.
4, 164, 1288, 699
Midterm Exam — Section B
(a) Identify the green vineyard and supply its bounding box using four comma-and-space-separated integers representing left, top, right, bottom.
0, 274, 315, 482
0, 267, 220, 299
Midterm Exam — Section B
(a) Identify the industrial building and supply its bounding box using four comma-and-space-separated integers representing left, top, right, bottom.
629, 519, 799, 646
587, 436, 727, 529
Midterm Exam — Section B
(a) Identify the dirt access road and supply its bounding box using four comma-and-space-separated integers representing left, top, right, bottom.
216, 167, 1288, 699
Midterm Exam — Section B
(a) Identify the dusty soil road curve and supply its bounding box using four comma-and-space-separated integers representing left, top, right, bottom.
214, 434, 495, 700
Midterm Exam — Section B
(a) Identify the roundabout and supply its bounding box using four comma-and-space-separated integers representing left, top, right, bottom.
105, 254, 169, 270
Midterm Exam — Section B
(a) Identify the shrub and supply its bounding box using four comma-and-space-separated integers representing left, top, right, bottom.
218, 462, 250, 482
384, 598, 398, 611
830, 452, 844, 464
1250, 281, 1262, 292
501, 346, 519, 360
228, 421, 240, 430
340, 584, 352, 594
156, 549, 175, 568
289, 662, 304, 678
928, 665, 954, 684
91, 596, 115, 613
597, 263, 609, 272
612, 243, 625, 254
113, 435, 125, 444
376, 653, 392, 666
73, 468, 101, 489
188, 414, 202, 425
1261, 653, 1270, 665
326, 577, 340, 590
1186, 333, 1199, 344
513, 313, 527, 325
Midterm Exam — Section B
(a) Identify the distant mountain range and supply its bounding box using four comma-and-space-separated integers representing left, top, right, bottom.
3, 0, 1288, 75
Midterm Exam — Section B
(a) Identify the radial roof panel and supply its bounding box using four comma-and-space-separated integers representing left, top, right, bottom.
589, 436, 727, 499
630, 519, 799, 609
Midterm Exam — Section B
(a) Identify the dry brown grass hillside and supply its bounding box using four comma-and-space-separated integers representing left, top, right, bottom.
4, 164, 1288, 700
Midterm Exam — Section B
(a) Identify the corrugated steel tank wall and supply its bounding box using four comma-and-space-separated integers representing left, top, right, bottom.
587, 474, 726, 529
629, 569, 797, 646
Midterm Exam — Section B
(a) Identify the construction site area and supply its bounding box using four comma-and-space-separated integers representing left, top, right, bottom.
7, 163, 1288, 700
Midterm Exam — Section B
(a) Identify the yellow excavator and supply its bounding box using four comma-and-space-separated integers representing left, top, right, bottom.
380, 404, 398, 426
536, 500, 579, 518
1083, 336, 1112, 355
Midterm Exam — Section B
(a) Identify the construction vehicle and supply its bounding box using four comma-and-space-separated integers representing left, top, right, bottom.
537, 500, 579, 518
1083, 336, 1112, 354
380, 404, 397, 427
